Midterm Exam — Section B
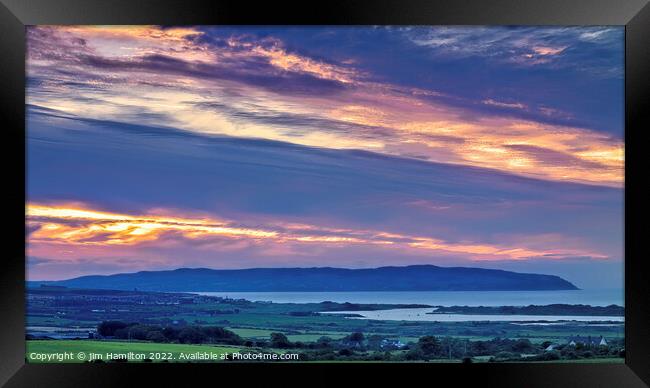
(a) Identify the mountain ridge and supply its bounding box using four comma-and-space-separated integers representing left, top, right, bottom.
31, 265, 579, 292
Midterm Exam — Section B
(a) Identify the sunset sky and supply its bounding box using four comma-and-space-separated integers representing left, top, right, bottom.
26, 26, 624, 288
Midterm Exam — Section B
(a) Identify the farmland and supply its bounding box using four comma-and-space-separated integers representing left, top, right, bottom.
26, 286, 625, 363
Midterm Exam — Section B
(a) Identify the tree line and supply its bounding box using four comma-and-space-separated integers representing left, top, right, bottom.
95, 321, 624, 362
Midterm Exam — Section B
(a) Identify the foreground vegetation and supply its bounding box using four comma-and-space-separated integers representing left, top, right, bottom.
26, 286, 625, 363
26, 337, 624, 363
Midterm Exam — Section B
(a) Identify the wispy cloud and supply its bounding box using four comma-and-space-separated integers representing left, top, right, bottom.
482, 99, 527, 110
27, 26, 624, 187
405, 26, 622, 75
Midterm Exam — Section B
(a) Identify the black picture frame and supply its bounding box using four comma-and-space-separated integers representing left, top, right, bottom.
1, 0, 648, 386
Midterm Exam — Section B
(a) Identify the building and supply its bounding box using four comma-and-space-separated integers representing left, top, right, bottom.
380, 339, 406, 349
567, 335, 607, 347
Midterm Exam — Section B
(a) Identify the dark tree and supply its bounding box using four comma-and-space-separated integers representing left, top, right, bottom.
348, 332, 365, 343
316, 336, 333, 348
270, 332, 292, 348
162, 327, 179, 341
338, 349, 353, 356
512, 339, 533, 353
178, 327, 205, 344
418, 336, 442, 356
97, 321, 129, 337
146, 330, 167, 343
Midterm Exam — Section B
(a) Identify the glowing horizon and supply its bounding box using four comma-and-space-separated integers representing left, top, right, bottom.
28, 203, 609, 266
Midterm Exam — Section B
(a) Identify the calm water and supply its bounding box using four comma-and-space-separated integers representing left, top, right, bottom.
195, 289, 623, 307
321, 308, 624, 323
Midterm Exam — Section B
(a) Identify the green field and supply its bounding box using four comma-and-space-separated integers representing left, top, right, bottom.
26, 340, 246, 363
226, 326, 418, 344
224, 327, 347, 342
225, 327, 276, 338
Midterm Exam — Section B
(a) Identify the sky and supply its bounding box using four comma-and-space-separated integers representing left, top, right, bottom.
25, 26, 624, 288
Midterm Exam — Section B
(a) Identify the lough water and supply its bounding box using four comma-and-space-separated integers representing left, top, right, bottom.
321, 308, 624, 323
195, 289, 623, 307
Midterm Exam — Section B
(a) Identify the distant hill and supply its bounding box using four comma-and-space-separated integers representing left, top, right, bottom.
33, 265, 578, 292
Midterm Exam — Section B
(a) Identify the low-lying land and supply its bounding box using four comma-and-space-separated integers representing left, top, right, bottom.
26, 286, 624, 363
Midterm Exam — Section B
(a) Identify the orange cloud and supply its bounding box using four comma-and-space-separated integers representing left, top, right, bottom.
532, 46, 567, 56
27, 203, 608, 262
313, 94, 622, 185
221, 37, 360, 84
326, 94, 623, 186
